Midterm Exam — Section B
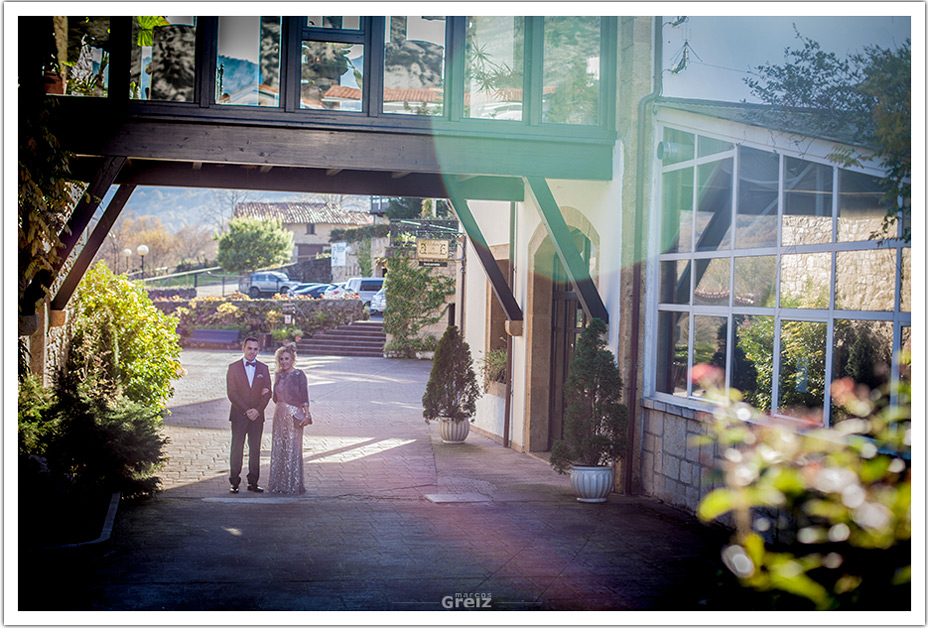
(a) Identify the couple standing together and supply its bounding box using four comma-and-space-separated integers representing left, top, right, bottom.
225, 337, 311, 494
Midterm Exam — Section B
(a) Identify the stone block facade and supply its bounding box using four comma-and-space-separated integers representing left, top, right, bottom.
639, 399, 724, 514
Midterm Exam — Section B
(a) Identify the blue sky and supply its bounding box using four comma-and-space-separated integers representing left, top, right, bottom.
662, 15, 911, 101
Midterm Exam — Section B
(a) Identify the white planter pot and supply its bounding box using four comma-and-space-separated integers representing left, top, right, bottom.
570, 465, 614, 503
438, 418, 470, 444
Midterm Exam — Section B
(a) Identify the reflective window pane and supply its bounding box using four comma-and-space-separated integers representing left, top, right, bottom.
901, 247, 911, 312
696, 159, 733, 251
542, 16, 600, 125
216, 17, 281, 107
698, 136, 734, 158
661, 128, 694, 165
660, 260, 689, 304
300, 41, 364, 110
780, 252, 831, 309
657, 312, 689, 397
835, 249, 896, 311
131, 16, 197, 101
778, 320, 826, 420
733, 315, 773, 412
737, 146, 778, 248
52, 17, 111, 97
661, 167, 693, 253
831, 320, 892, 423
307, 16, 360, 29
694, 258, 730, 306
693, 315, 728, 398
464, 17, 524, 120
384, 16, 446, 116
734, 256, 776, 307
783, 157, 833, 246
838, 170, 891, 242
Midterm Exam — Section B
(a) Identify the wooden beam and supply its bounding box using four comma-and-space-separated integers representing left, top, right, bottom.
326, 168, 342, 176
259, 165, 273, 173
391, 172, 411, 179
51, 185, 137, 310
525, 177, 609, 324
192, 161, 203, 170
21, 156, 127, 313
58, 115, 614, 180
447, 191, 523, 323
71, 159, 526, 202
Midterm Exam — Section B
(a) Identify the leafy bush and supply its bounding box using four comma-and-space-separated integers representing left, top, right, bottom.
216, 217, 294, 275
422, 326, 480, 423
482, 346, 508, 391
383, 254, 455, 358
70, 262, 182, 412
692, 360, 911, 610
549, 318, 629, 474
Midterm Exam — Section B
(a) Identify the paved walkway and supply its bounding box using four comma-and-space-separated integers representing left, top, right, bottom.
24, 349, 732, 613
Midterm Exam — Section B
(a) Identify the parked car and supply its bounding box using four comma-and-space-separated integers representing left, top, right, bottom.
289, 282, 328, 297
323, 282, 348, 299
369, 285, 386, 315
342, 277, 386, 307
239, 271, 300, 298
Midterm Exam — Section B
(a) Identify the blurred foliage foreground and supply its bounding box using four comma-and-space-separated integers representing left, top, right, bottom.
691, 359, 911, 610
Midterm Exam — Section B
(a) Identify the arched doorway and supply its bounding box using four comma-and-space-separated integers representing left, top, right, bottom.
525, 207, 599, 453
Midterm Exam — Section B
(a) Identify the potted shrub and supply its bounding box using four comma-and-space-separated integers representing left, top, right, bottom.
549, 318, 629, 502
422, 325, 481, 443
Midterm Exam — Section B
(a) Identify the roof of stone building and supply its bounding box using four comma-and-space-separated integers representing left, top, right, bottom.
656, 97, 876, 150
234, 202, 375, 226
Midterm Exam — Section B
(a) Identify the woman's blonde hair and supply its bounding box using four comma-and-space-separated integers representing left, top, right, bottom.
274, 343, 297, 368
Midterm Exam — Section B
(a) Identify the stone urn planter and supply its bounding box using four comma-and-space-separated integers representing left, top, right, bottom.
570, 465, 614, 503
438, 417, 470, 444
422, 326, 481, 445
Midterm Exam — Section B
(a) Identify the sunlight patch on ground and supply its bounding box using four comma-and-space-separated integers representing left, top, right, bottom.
305, 437, 417, 464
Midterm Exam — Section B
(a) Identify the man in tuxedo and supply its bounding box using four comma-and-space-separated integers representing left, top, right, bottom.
226, 337, 271, 493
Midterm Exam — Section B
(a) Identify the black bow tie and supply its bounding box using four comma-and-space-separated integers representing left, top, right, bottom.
245, 361, 256, 367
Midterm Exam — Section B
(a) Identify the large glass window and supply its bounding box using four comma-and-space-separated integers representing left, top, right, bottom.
48, 17, 111, 97
542, 16, 601, 125
216, 17, 281, 107
654, 125, 910, 424
383, 16, 446, 116
300, 40, 364, 110
130, 16, 197, 101
464, 16, 524, 120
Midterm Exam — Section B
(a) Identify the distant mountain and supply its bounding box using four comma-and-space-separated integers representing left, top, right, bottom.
216, 55, 259, 98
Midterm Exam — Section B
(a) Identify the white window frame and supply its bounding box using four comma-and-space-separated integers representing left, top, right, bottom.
647, 117, 911, 426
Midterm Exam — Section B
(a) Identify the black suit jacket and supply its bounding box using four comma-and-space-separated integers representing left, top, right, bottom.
226, 359, 272, 422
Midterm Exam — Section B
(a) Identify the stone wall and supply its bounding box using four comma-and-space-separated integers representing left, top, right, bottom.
640, 399, 728, 520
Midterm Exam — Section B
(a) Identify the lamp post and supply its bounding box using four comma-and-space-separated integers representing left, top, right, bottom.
123, 248, 132, 275
137, 244, 149, 278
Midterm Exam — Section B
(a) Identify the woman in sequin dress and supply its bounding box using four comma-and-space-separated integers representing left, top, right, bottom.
268, 344, 311, 494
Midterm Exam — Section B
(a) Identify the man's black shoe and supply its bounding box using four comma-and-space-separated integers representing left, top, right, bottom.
229, 486, 240, 494
247, 484, 264, 493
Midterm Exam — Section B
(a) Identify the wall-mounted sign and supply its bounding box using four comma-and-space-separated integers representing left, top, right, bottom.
419, 261, 448, 268
417, 238, 450, 260
331, 242, 347, 267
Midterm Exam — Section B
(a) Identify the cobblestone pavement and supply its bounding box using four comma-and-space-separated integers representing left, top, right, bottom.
23, 349, 732, 614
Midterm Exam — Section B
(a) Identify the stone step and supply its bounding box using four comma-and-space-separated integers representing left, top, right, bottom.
302, 347, 384, 358
298, 341, 385, 351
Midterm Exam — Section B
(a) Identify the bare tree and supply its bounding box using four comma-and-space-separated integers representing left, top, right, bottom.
203, 189, 264, 233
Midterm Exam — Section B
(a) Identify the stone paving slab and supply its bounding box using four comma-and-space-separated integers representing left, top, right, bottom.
20, 349, 734, 614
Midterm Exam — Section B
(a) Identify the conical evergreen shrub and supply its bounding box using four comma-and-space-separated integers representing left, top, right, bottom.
422, 325, 481, 423
549, 318, 629, 474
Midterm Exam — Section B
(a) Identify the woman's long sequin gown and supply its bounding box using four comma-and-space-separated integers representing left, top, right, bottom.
268, 368, 309, 494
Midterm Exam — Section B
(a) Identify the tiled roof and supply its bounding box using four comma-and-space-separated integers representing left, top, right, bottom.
656, 97, 875, 150
234, 202, 375, 226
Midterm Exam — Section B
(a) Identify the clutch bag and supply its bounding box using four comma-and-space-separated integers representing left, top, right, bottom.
292, 410, 309, 427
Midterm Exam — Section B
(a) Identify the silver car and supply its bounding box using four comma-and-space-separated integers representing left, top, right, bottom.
369, 286, 386, 315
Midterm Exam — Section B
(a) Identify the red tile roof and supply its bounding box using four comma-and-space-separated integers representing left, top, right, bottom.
234, 202, 375, 226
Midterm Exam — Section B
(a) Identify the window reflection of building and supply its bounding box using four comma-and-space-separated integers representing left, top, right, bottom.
655, 123, 910, 425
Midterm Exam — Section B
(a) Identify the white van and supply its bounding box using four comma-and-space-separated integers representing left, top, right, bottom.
344, 277, 385, 307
